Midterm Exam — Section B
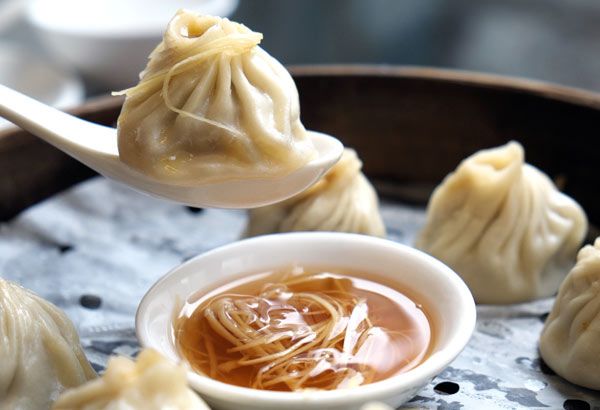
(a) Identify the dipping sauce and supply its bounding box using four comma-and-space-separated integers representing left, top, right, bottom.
175, 267, 432, 391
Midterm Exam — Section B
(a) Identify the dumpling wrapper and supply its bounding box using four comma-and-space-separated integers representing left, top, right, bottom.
52, 349, 210, 410
0, 278, 96, 410
117, 10, 316, 185
415, 141, 587, 304
245, 148, 386, 237
539, 238, 600, 390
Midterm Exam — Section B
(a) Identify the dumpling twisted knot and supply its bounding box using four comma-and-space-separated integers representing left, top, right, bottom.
245, 148, 386, 237
416, 141, 587, 304
53, 349, 209, 410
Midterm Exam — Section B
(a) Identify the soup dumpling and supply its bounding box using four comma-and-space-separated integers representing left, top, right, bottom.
539, 238, 600, 390
0, 278, 96, 409
53, 349, 209, 410
117, 10, 316, 185
415, 142, 587, 304
245, 148, 386, 237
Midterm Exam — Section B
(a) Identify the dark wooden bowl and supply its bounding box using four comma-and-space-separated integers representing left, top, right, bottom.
2, 66, 599, 229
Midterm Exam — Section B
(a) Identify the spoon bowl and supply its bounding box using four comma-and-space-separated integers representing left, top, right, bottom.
109, 130, 342, 208
0, 84, 343, 208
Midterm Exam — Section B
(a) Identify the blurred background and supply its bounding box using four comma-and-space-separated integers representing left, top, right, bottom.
1, 0, 600, 113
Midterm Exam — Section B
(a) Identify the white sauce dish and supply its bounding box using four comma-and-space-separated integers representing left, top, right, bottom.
26, 0, 239, 90
137, 232, 476, 410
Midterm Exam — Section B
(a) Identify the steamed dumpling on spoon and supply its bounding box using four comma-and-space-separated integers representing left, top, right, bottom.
117, 10, 334, 188
0, 10, 341, 209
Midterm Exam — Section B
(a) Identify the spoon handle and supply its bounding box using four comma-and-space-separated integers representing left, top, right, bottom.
0, 84, 119, 163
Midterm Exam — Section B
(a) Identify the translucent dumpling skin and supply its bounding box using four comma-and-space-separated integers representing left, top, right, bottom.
52, 349, 210, 410
415, 142, 587, 304
539, 238, 600, 390
0, 278, 96, 410
245, 148, 386, 237
117, 10, 316, 185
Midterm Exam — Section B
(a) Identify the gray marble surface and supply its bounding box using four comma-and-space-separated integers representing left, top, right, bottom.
1, 177, 599, 409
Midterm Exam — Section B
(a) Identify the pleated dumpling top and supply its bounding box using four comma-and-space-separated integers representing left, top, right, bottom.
117, 10, 316, 185
416, 142, 587, 304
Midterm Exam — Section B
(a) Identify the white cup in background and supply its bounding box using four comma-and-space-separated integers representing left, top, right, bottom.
25, 0, 239, 92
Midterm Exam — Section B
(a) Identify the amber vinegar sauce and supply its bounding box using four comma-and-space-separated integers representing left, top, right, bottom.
175, 267, 433, 392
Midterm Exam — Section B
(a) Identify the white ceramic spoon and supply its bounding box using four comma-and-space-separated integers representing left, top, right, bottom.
0, 84, 343, 208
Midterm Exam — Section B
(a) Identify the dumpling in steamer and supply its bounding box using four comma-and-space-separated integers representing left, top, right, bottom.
117, 10, 316, 185
0, 278, 96, 409
245, 148, 386, 237
52, 349, 209, 410
539, 238, 600, 390
415, 142, 587, 304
